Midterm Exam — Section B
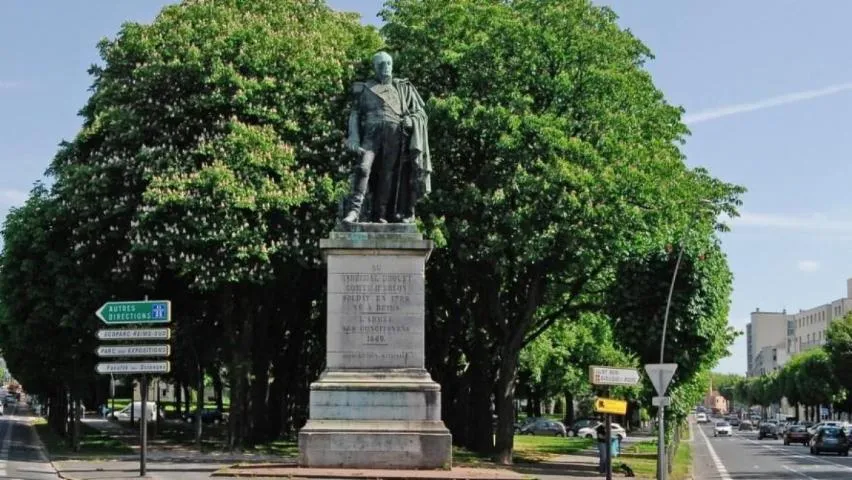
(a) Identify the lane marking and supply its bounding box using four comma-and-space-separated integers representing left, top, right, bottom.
696, 422, 733, 480
743, 436, 852, 472
783, 464, 819, 479
0, 405, 15, 478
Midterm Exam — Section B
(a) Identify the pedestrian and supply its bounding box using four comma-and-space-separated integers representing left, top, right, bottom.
596, 423, 608, 474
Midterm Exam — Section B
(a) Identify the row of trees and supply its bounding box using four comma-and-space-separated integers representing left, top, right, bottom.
0, 0, 743, 464
716, 314, 852, 421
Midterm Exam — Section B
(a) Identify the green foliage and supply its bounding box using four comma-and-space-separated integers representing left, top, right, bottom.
825, 313, 852, 394
382, 0, 742, 461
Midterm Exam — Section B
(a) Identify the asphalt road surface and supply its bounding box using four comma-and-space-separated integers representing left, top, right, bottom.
0, 405, 57, 479
692, 420, 852, 479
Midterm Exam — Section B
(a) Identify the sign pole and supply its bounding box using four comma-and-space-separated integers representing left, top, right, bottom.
140, 375, 147, 476
657, 370, 666, 480
605, 385, 612, 480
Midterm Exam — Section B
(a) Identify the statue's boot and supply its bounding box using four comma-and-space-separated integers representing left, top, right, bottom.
343, 210, 359, 223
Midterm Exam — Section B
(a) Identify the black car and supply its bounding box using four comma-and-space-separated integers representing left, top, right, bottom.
183, 408, 225, 424
758, 423, 778, 440
810, 427, 850, 456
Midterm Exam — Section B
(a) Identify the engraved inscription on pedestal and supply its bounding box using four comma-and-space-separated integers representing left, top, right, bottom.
327, 255, 425, 370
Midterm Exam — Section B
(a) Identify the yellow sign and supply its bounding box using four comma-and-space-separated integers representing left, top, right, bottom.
594, 397, 627, 415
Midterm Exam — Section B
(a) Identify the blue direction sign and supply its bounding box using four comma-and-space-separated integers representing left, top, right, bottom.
96, 300, 171, 325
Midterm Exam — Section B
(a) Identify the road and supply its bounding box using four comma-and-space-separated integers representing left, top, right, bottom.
692, 419, 852, 479
0, 405, 58, 479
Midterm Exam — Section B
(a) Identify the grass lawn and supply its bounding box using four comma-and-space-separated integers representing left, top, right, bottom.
615, 440, 691, 480
33, 418, 133, 459
244, 435, 593, 466
450, 435, 593, 466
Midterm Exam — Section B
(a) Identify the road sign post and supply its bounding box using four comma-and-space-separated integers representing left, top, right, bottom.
645, 364, 678, 480
589, 366, 637, 480
589, 366, 641, 386
96, 300, 171, 325
95, 298, 171, 477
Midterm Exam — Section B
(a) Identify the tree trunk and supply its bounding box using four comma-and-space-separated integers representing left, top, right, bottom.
564, 390, 575, 427
212, 369, 224, 411
195, 365, 204, 448
250, 299, 271, 445
494, 350, 519, 465
183, 384, 191, 414
175, 380, 182, 417
465, 357, 494, 453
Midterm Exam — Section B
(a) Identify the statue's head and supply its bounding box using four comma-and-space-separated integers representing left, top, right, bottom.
372, 51, 393, 83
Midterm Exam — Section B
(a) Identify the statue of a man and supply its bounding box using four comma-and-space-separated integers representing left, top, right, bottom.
342, 51, 431, 224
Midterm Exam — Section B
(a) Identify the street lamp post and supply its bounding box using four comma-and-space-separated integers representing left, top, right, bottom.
657, 200, 712, 480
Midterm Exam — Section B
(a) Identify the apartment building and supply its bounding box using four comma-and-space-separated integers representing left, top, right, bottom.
746, 309, 791, 376
748, 278, 852, 374
789, 278, 852, 355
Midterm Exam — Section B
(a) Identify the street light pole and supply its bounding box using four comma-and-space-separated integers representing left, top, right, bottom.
657, 200, 711, 480
656, 243, 685, 480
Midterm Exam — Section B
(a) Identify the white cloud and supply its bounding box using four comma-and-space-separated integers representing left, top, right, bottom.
733, 211, 852, 233
0, 81, 21, 89
797, 260, 820, 272
683, 82, 852, 125
0, 189, 27, 207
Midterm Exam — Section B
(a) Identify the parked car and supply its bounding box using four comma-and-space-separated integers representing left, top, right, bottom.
738, 420, 753, 431
514, 417, 542, 434
784, 425, 810, 446
519, 419, 567, 437
810, 426, 850, 456
183, 408, 225, 424
566, 418, 598, 437
112, 402, 165, 422
713, 421, 732, 437
577, 422, 627, 441
758, 423, 779, 440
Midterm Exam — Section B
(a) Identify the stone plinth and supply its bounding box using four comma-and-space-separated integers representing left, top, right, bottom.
299, 223, 452, 469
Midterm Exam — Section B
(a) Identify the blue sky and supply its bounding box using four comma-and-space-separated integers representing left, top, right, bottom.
2, 1, 852, 375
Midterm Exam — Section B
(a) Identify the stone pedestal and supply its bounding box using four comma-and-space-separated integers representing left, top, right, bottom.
298, 223, 452, 469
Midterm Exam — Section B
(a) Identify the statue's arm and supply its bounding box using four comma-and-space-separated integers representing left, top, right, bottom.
347, 82, 365, 152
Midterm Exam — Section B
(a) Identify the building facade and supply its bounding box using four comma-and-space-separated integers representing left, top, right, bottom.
746, 310, 792, 377
748, 278, 852, 373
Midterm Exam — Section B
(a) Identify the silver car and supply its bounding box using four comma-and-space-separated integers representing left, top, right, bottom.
519, 419, 568, 437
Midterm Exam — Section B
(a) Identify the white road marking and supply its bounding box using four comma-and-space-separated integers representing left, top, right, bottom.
0, 407, 15, 478
783, 464, 819, 479
696, 423, 733, 480
743, 436, 852, 473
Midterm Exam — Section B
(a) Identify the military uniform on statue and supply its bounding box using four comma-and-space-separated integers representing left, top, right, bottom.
342, 51, 431, 224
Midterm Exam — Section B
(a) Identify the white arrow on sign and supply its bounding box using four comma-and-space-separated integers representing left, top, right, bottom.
97, 345, 171, 358
589, 365, 641, 386
645, 363, 678, 396
97, 328, 171, 341
95, 361, 171, 375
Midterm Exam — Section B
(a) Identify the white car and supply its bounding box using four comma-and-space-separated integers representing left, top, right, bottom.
577, 422, 628, 440
807, 421, 848, 436
696, 413, 708, 423
713, 421, 732, 437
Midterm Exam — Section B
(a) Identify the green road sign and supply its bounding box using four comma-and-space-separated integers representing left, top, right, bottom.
96, 300, 171, 325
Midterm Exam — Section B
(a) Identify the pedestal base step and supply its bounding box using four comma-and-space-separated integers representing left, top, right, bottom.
212, 465, 527, 479
299, 420, 452, 469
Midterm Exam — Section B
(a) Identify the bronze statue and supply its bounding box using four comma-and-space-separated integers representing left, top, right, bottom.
342, 51, 431, 224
